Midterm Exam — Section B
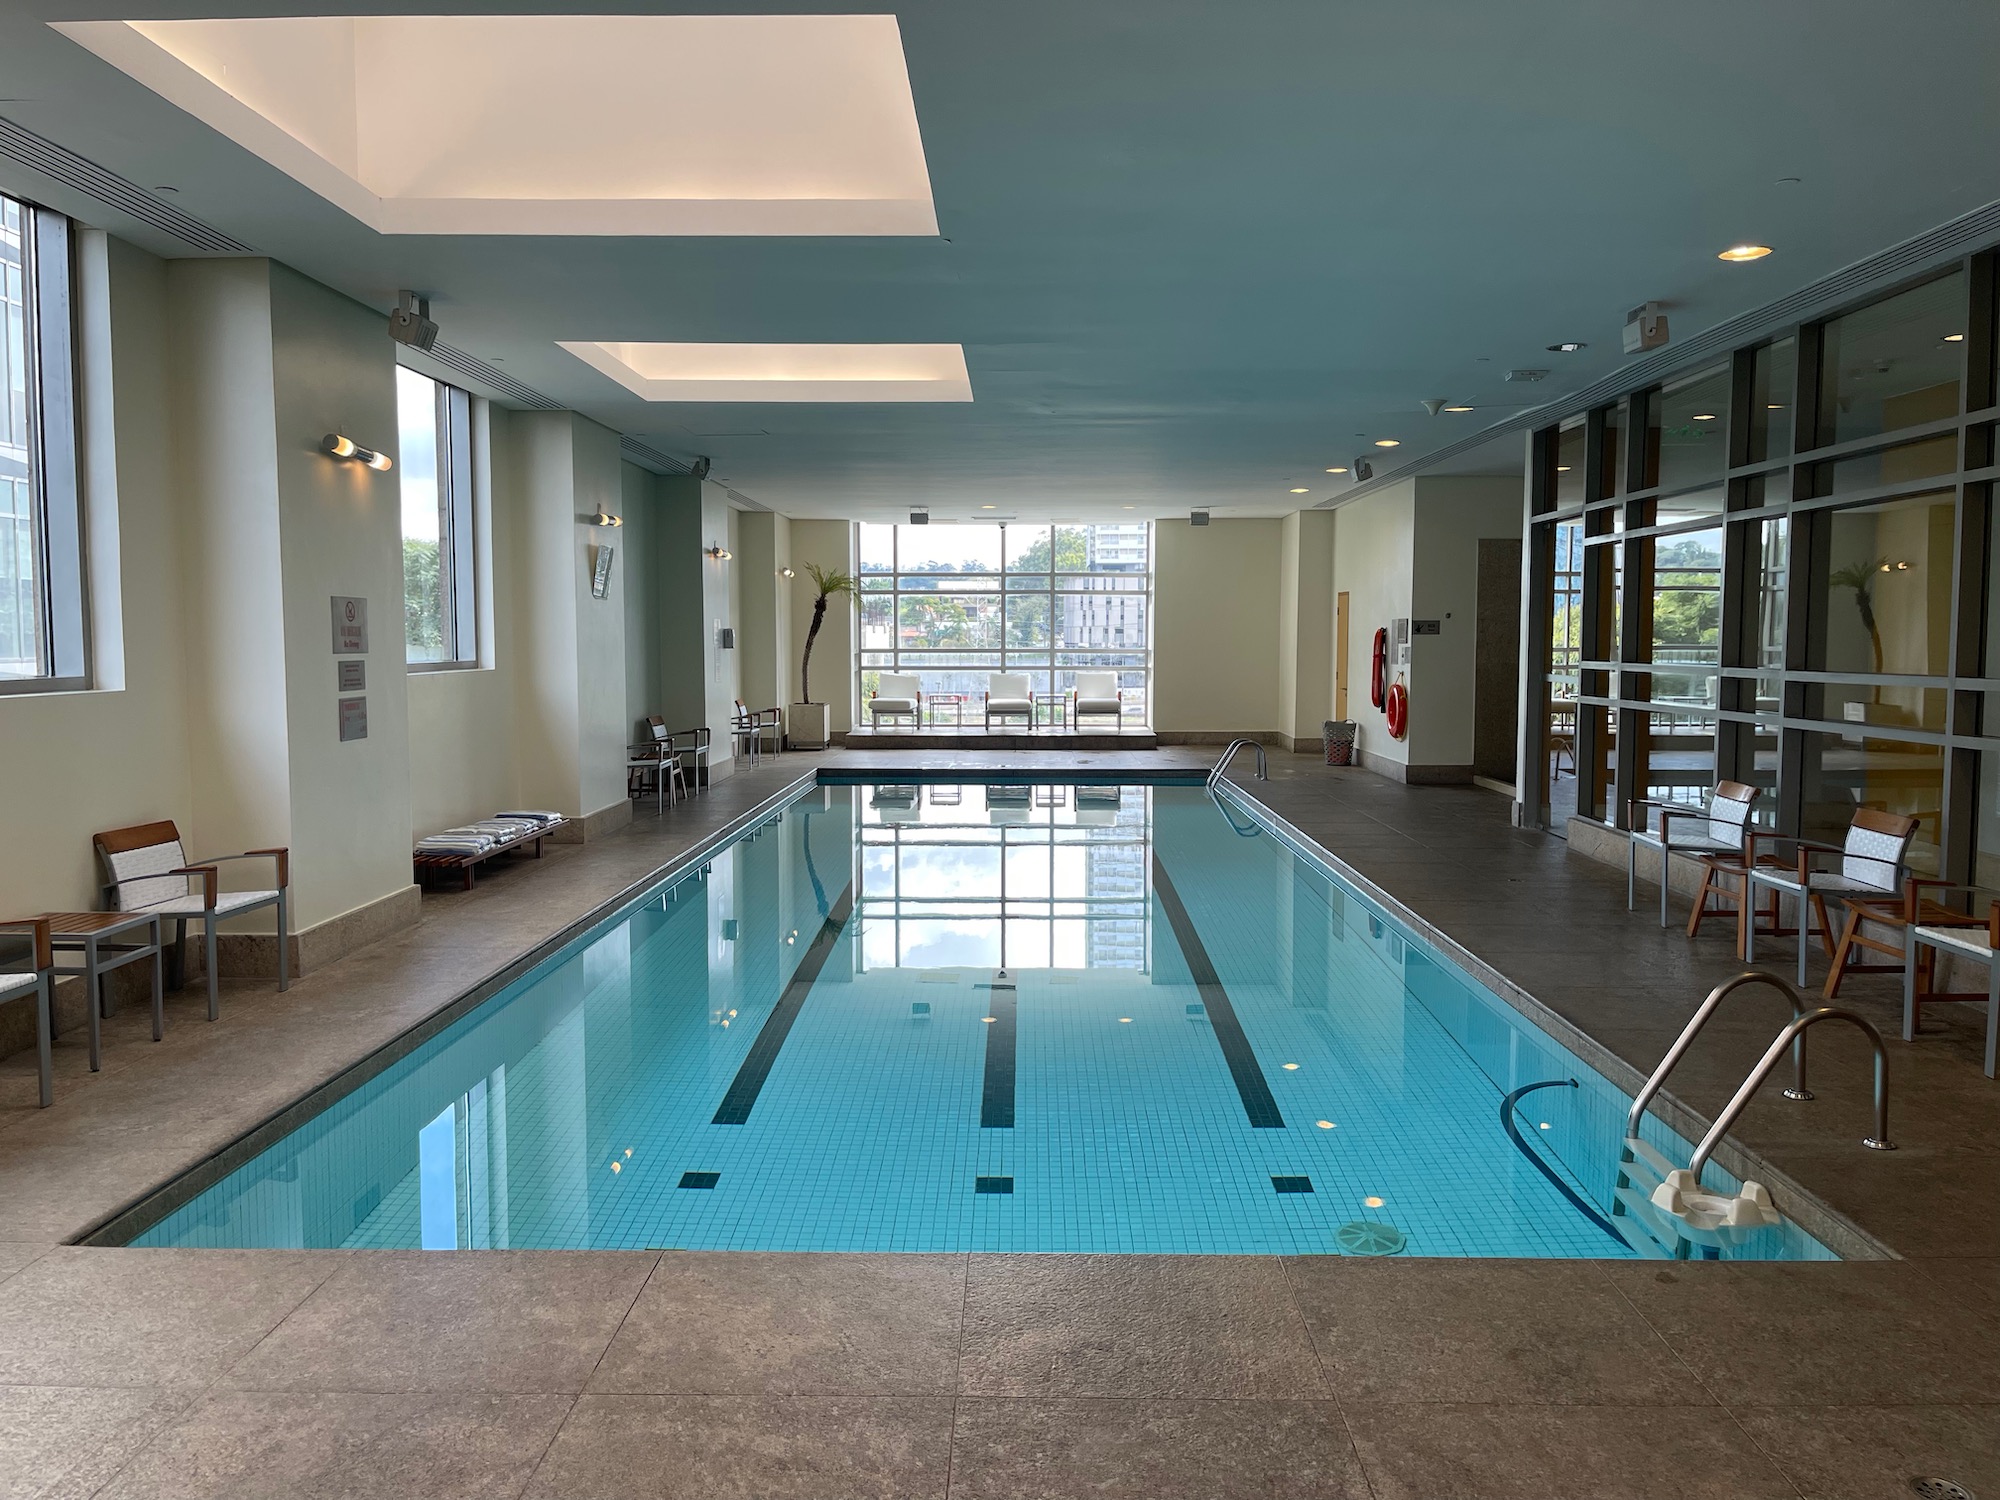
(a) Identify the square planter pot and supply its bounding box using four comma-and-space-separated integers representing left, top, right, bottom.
787, 702, 831, 750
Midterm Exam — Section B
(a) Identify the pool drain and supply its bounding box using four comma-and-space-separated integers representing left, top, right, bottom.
1335, 1220, 1406, 1255
1912, 1481, 1974, 1500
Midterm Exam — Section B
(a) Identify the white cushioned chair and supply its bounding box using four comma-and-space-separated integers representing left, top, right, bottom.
94, 821, 290, 1021
0, 917, 54, 1107
1904, 888, 2000, 1078
1626, 782, 1759, 930
1744, 808, 1918, 986
984, 673, 1034, 729
1073, 671, 1123, 727
870, 673, 922, 729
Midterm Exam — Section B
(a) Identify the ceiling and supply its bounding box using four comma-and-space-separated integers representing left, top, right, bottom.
4, 0, 1999, 521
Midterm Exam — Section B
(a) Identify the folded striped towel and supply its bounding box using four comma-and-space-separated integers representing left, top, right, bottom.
417, 836, 494, 854
495, 810, 565, 824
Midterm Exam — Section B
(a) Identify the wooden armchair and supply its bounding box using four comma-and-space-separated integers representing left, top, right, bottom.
93, 822, 289, 1021
1626, 782, 1760, 933
1743, 808, 1919, 988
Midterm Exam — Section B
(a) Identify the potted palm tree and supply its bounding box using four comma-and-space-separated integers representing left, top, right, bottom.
788, 562, 855, 750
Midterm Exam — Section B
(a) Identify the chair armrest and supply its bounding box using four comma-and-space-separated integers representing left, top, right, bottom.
190, 848, 290, 889
0, 917, 52, 970
169, 866, 220, 911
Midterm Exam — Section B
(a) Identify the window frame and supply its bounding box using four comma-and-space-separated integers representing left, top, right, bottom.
0, 194, 87, 695
400, 369, 478, 672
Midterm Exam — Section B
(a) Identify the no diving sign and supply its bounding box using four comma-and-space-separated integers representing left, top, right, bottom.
331, 596, 368, 655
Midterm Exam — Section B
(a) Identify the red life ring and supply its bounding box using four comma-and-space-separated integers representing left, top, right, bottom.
1385, 680, 1409, 740
1369, 628, 1388, 710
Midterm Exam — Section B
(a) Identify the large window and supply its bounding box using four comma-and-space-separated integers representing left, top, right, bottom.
1524, 253, 2000, 889
1, 193, 84, 689
397, 367, 476, 667
857, 522, 1152, 723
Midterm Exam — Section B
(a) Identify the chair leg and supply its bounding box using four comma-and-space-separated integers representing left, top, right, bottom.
1660, 849, 1671, 928
204, 922, 220, 1021
1985, 960, 1999, 1079
1627, 840, 1637, 911
1810, 894, 1836, 958
1822, 909, 1865, 1000
34, 973, 52, 1108
149, 923, 164, 1041
1796, 892, 1810, 988
277, 892, 290, 992
1685, 866, 1715, 939
1904, 933, 1920, 1042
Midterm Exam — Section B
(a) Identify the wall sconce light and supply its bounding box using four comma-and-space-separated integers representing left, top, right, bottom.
779, 566, 796, 579
323, 433, 392, 471
590, 506, 622, 528
706, 544, 733, 561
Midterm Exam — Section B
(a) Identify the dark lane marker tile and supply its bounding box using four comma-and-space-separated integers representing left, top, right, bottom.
678, 1173, 719, 1190
980, 971, 1017, 1128
1272, 1176, 1314, 1194
712, 884, 854, 1125
1150, 856, 1284, 1128
976, 1177, 1014, 1195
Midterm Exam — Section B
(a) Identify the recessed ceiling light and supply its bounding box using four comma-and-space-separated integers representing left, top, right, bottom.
1443, 405, 1473, 413
1325, 466, 1348, 473
1718, 244, 1773, 262
1555, 465, 1572, 472
1767, 403, 1785, 410
1546, 341, 1586, 353
1692, 413, 1717, 421
1118, 1017, 1132, 1023
981, 504, 995, 509
1282, 1062, 1300, 1070
1122, 505, 1135, 510
1374, 439, 1400, 448
1289, 487, 1310, 494
1945, 333, 1966, 343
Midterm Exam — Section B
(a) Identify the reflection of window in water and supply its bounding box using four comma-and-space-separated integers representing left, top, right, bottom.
856, 784, 1151, 971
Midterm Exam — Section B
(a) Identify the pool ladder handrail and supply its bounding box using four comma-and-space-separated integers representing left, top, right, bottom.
1625, 972, 1817, 1143
1208, 738, 1268, 787
1687, 1007, 1894, 1178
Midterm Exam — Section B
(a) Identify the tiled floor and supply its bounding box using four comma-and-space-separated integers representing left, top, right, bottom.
2, 747, 1997, 1498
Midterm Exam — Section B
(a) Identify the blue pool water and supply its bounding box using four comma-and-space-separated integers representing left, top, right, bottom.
134, 781, 1833, 1258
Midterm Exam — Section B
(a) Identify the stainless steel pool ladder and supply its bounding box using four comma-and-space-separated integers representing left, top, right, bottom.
1208, 738, 1267, 787
1612, 972, 1894, 1258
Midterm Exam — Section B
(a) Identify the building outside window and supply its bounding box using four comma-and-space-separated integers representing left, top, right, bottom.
397, 367, 476, 668
857, 521, 1152, 723
1524, 252, 2000, 886
0, 192, 84, 690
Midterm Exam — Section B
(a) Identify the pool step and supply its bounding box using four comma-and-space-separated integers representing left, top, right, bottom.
1612, 1136, 1689, 1259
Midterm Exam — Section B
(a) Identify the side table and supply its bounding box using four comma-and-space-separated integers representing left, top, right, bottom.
40, 910, 165, 1071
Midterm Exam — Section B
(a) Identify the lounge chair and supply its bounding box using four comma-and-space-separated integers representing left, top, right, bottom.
1626, 782, 1759, 930
869, 673, 922, 729
1743, 808, 1918, 986
93, 822, 289, 1021
984, 673, 1033, 730
0, 917, 54, 1107
1073, 671, 1123, 727
629, 719, 690, 809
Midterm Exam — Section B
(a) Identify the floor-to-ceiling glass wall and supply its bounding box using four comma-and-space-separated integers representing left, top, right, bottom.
856, 522, 1153, 725
1524, 249, 1998, 886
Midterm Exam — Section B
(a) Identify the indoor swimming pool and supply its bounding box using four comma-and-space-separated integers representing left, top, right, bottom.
130, 778, 1834, 1259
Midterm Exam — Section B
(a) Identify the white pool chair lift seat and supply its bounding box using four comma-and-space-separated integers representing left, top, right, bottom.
1626, 781, 1758, 928
984, 673, 1033, 729
1744, 809, 1918, 986
94, 821, 289, 1022
869, 673, 922, 729
1073, 671, 1123, 727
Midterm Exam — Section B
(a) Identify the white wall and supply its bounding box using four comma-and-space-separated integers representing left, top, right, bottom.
1277, 509, 1335, 744
569, 418, 630, 819
735, 509, 792, 715
1153, 517, 1283, 738
788, 519, 854, 731
1332, 482, 1416, 769
1407, 476, 1529, 772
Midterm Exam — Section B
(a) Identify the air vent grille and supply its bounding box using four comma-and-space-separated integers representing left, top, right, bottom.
1325, 192, 2000, 507
0, 116, 254, 254
426, 343, 563, 411
619, 435, 697, 475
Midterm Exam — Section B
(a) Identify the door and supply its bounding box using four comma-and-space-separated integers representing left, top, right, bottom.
1334, 592, 1350, 721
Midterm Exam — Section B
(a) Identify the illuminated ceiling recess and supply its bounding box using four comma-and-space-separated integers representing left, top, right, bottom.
560, 342, 973, 403
53, 15, 938, 236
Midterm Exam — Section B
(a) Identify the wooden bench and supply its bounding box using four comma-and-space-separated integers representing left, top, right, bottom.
412, 819, 569, 890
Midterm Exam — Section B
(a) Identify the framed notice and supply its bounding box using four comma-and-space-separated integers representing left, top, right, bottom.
337, 660, 365, 692
590, 545, 614, 600
337, 696, 368, 742
331, 596, 369, 654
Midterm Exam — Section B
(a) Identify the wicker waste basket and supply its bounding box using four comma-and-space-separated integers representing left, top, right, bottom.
1323, 719, 1357, 766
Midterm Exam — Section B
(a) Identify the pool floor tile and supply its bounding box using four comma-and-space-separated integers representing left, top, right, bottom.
958, 1255, 1326, 1399
221, 1251, 657, 1395
588, 1252, 965, 1396
947, 1397, 1368, 1500
523, 1394, 955, 1500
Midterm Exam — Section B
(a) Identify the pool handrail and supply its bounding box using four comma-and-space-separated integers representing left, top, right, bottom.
1208, 738, 1268, 787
